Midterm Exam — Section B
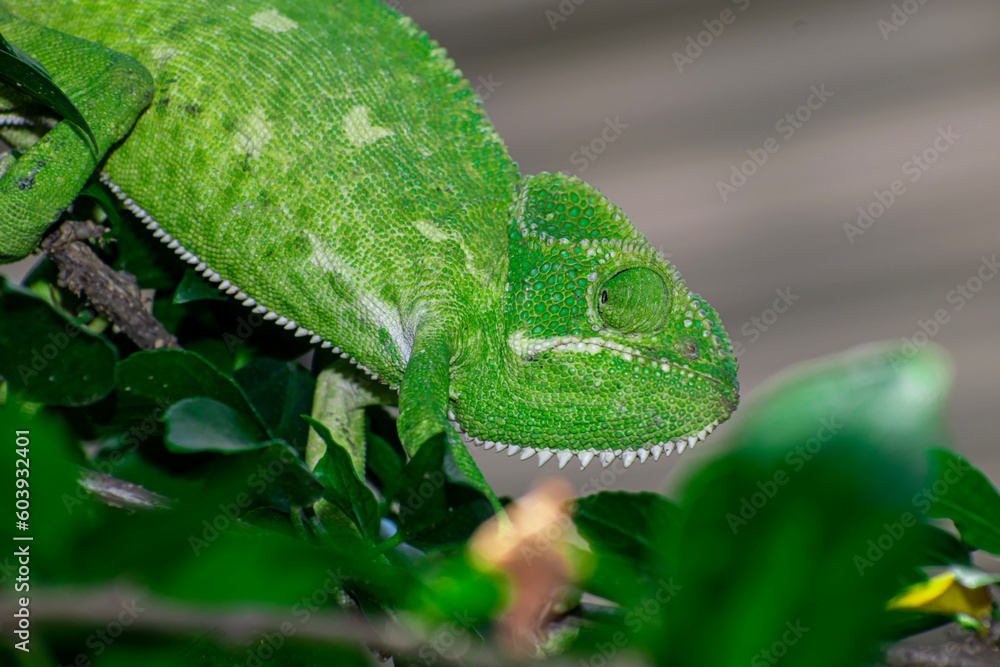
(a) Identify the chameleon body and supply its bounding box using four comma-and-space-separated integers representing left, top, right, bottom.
0, 0, 739, 509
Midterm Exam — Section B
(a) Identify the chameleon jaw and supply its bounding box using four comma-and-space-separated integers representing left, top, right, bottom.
449, 411, 720, 471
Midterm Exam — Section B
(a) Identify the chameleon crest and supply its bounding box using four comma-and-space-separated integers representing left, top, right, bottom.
0, 0, 738, 510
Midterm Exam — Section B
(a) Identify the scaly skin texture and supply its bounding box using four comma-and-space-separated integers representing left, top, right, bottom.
0, 0, 738, 509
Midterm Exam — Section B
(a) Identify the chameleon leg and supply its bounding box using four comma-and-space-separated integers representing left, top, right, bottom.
0, 16, 153, 262
398, 329, 504, 514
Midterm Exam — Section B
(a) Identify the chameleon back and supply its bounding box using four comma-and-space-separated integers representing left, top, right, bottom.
12, 0, 519, 382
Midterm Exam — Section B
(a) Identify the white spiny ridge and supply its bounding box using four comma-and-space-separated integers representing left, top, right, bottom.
99, 173, 385, 388
459, 418, 721, 470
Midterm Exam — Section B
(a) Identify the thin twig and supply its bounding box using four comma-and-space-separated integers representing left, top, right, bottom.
40, 218, 179, 350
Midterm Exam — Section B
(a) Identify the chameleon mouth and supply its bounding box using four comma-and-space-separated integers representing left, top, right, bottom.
508, 331, 724, 385
450, 411, 721, 471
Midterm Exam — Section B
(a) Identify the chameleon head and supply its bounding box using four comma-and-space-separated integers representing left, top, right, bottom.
452, 172, 739, 467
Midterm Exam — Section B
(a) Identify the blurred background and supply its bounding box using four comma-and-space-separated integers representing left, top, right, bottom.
3, 0, 998, 501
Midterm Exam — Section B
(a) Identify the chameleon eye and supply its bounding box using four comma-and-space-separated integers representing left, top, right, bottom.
596, 268, 671, 333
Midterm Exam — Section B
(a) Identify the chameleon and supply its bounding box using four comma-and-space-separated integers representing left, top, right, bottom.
0, 0, 739, 512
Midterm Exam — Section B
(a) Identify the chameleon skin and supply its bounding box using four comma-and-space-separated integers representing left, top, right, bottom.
0, 1, 738, 503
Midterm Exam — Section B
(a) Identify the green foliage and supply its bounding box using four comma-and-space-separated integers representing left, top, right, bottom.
1, 203, 997, 666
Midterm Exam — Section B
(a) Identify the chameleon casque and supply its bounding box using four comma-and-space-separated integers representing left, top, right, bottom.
0, 0, 739, 512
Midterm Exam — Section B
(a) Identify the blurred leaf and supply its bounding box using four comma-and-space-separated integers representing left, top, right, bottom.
234, 358, 315, 452
573, 491, 682, 562
0, 30, 96, 150
308, 417, 380, 543
164, 397, 270, 452
0, 401, 90, 577
925, 448, 1000, 554
0, 278, 117, 405
174, 268, 227, 304
642, 343, 954, 667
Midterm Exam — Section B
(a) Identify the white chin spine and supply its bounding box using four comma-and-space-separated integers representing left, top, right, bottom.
455, 418, 723, 470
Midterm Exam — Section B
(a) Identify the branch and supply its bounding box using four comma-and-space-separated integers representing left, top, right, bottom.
883, 643, 1000, 667
40, 218, 179, 350
76, 468, 174, 512
0, 586, 520, 667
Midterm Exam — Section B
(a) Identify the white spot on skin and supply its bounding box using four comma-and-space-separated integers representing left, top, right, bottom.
343, 106, 394, 147
413, 219, 452, 244
233, 106, 272, 160
302, 231, 412, 362
250, 9, 298, 33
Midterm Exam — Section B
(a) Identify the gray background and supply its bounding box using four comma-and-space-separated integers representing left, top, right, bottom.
3, 1, 998, 503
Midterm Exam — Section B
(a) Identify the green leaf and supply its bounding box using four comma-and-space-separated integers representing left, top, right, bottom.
391, 433, 493, 550
573, 491, 682, 562
0, 31, 96, 151
641, 343, 954, 667
365, 429, 404, 499
115, 349, 266, 432
308, 416, 380, 543
251, 441, 324, 508
163, 397, 323, 507
925, 449, 1000, 554
78, 182, 123, 233
910, 523, 971, 567
174, 268, 227, 304
0, 278, 117, 405
163, 397, 270, 452
234, 358, 315, 452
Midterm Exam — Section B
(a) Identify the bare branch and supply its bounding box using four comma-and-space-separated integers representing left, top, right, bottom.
40, 218, 179, 350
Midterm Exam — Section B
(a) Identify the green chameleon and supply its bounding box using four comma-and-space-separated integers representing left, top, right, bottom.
0, 0, 738, 512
